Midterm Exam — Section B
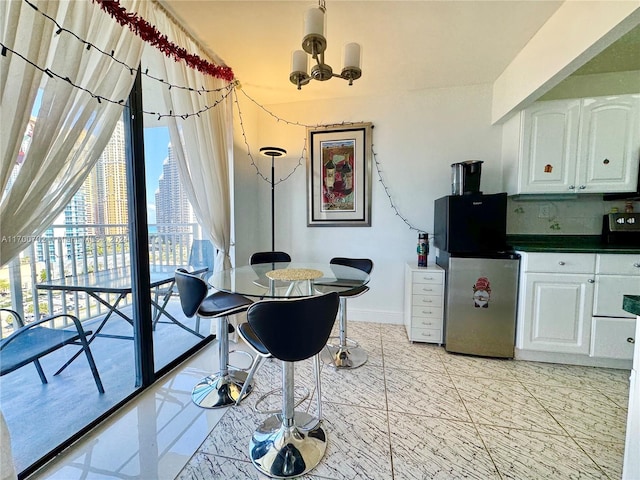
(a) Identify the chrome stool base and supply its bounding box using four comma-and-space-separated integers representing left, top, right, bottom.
321, 344, 368, 369
192, 370, 252, 408
250, 412, 327, 479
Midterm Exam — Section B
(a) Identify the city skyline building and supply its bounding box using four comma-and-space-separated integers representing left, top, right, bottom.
94, 119, 128, 236
155, 142, 195, 234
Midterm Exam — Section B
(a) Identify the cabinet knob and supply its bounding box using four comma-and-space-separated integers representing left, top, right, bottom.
558, 261, 565, 266
633, 263, 640, 268
568, 185, 576, 190
578, 185, 586, 190
628, 337, 635, 344
587, 279, 595, 283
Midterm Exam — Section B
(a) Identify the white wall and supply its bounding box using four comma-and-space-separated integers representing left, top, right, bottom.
231, 83, 503, 324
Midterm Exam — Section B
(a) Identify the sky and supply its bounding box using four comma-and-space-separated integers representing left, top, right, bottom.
143, 127, 171, 224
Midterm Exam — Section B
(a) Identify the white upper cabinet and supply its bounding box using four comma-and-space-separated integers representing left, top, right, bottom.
502, 94, 640, 195
578, 96, 640, 192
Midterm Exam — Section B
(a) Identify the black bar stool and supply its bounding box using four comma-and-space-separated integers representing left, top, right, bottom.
320, 257, 373, 369
174, 269, 253, 408
246, 292, 339, 478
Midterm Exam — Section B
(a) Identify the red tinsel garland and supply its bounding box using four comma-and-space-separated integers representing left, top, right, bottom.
93, 0, 234, 82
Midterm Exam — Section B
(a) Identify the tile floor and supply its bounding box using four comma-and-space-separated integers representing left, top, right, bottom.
33, 321, 631, 480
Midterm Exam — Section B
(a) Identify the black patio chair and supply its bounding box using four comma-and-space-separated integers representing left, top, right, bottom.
0, 309, 104, 393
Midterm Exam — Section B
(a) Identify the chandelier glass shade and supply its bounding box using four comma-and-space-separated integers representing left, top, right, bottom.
289, 0, 362, 90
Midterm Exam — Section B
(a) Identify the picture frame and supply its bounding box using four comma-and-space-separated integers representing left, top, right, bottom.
307, 122, 373, 227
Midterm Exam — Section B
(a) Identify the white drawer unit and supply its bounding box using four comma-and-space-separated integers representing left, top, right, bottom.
590, 317, 636, 359
596, 253, 640, 276
404, 263, 445, 344
522, 252, 596, 274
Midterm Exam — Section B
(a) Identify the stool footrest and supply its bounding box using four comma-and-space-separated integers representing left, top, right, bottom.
253, 385, 310, 415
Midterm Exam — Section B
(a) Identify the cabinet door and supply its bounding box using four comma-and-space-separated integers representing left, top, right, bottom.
521, 273, 594, 354
590, 317, 635, 359
578, 95, 640, 193
594, 275, 640, 319
520, 100, 581, 193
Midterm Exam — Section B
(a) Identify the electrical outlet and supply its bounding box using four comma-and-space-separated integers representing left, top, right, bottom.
538, 205, 550, 218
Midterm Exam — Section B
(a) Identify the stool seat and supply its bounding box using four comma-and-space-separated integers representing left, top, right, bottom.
237, 323, 270, 356
199, 292, 253, 317
337, 285, 369, 298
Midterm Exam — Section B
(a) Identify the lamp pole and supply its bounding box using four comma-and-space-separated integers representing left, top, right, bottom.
259, 147, 287, 252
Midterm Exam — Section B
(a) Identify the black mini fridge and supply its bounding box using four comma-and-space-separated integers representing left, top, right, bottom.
434, 193, 520, 358
434, 193, 507, 253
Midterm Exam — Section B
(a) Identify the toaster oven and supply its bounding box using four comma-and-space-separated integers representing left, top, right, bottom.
602, 213, 640, 246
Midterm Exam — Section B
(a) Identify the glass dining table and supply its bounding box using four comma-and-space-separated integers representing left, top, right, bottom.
208, 261, 371, 299
192, 262, 371, 409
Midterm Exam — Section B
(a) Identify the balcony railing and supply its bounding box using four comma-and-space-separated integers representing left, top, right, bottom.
1, 223, 203, 337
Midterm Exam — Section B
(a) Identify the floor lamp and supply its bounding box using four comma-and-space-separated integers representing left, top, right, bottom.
259, 146, 287, 251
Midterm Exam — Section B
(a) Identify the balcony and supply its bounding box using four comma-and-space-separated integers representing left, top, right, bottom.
1, 223, 206, 327
0, 223, 216, 475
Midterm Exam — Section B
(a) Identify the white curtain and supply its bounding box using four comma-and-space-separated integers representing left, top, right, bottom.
0, 0, 146, 266
144, 4, 235, 271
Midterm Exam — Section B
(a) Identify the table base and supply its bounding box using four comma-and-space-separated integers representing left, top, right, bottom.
249, 412, 327, 479
191, 370, 252, 408
321, 344, 368, 369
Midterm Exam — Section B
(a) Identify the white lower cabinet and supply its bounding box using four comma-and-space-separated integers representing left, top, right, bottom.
516, 252, 638, 366
404, 263, 444, 344
520, 272, 594, 355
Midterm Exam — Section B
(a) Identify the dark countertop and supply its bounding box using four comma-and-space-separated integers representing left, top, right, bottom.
507, 235, 640, 254
623, 295, 640, 316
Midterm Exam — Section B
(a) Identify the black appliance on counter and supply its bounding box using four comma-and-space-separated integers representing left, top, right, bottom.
602, 212, 640, 246
434, 193, 507, 253
434, 192, 520, 358
451, 160, 483, 196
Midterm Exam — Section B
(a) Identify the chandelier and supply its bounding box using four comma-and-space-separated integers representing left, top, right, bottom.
289, 0, 362, 90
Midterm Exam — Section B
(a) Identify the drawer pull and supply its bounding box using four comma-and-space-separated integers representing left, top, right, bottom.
421, 311, 433, 315
422, 299, 433, 303
422, 288, 433, 292
587, 279, 595, 284
634, 263, 640, 268
420, 332, 432, 337
628, 337, 635, 344
558, 261, 565, 266
421, 321, 433, 326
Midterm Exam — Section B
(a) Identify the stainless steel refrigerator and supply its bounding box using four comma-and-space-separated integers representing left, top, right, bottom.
437, 251, 519, 358
434, 193, 520, 358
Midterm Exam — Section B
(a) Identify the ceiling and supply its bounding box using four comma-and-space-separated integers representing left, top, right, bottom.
159, 1, 638, 106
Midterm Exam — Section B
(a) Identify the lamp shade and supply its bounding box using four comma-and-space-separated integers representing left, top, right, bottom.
343, 43, 361, 69
291, 50, 308, 74
304, 7, 324, 37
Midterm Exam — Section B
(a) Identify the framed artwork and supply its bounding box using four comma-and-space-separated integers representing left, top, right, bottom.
307, 122, 373, 227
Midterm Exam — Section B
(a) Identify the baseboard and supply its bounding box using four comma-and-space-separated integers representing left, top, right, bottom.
515, 348, 632, 370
